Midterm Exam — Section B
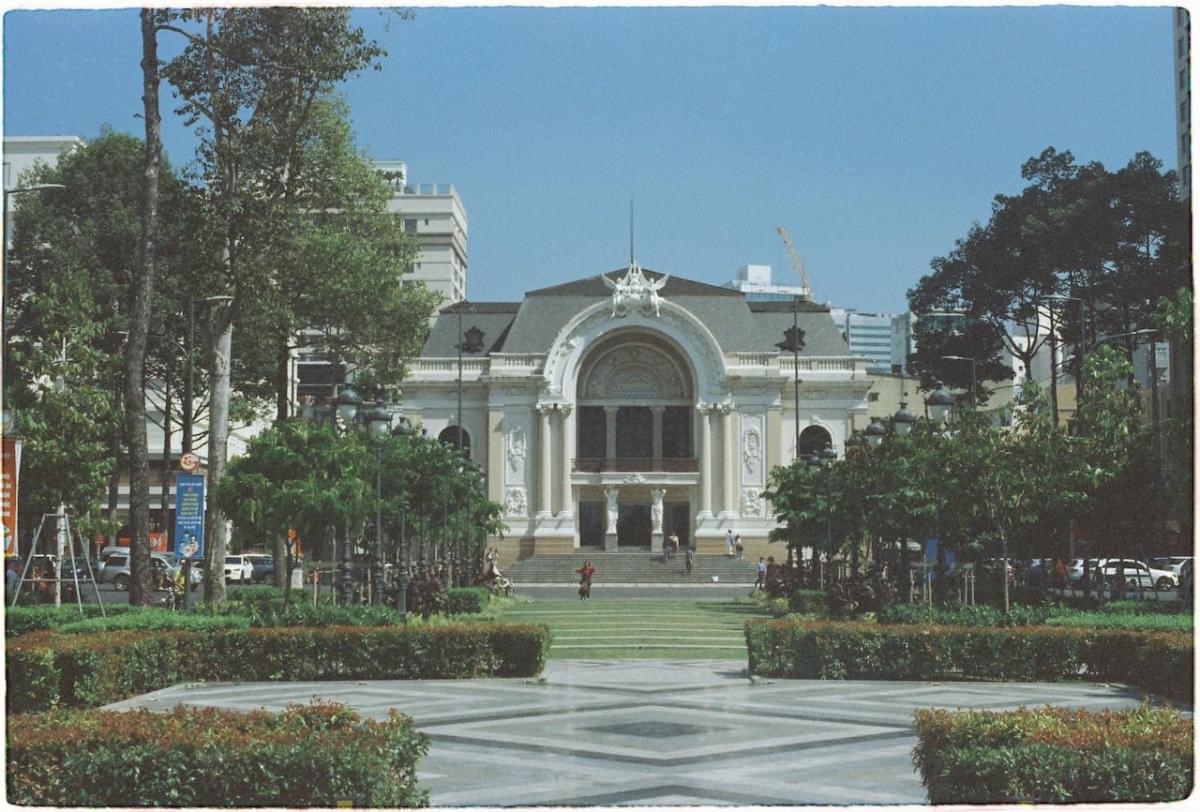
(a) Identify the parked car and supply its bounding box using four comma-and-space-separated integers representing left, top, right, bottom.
246, 555, 274, 584
1094, 559, 1178, 592
1150, 556, 1192, 577
98, 553, 176, 591
224, 555, 254, 583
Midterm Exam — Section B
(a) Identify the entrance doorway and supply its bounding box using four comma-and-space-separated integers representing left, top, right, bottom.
664, 502, 691, 548
617, 504, 651, 548
579, 502, 605, 547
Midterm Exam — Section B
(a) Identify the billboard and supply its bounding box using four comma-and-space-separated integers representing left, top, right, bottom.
173, 473, 205, 560
2, 436, 21, 558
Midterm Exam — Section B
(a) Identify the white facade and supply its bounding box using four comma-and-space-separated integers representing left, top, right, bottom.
378, 161, 468, 306
404, 264, 869, 556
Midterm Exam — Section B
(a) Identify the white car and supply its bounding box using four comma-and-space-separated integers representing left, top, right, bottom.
1150, 556, 1192, 577
1094, 559, 1178, 592
224, 555, 254, 583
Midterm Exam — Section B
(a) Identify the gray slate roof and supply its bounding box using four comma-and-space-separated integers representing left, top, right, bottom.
420, 269, 848, 358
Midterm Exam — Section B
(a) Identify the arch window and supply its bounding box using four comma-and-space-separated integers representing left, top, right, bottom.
798, 425, 832, 457
437, 425, 471, 458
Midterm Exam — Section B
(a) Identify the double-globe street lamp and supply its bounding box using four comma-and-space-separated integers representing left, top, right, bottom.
332, 385, 393, 605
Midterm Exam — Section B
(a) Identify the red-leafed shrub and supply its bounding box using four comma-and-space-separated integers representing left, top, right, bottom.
6, 702, 429, 807
912, 705, 1193, 803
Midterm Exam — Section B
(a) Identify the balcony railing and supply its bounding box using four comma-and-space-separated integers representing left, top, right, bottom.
573, 457, 699, 473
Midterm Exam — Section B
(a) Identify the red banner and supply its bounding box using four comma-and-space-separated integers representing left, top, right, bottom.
2, 436, 21, 558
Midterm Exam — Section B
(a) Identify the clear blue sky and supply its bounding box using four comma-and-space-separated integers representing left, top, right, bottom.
3, 5, 1180, 313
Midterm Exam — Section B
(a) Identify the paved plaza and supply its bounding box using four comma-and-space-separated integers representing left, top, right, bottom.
105, 660, 1155, 806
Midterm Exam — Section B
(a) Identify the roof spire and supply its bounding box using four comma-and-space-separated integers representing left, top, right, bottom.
629, 196, 635, 266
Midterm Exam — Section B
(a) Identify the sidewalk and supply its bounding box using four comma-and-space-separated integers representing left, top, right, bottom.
106, 660, 1160, 806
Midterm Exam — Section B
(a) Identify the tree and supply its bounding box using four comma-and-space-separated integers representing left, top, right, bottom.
124, 7, 164, 604
5, 129, 204, 580
909, 148, 1187, 416
217, 419, 369, 599
158, 8, 389, 603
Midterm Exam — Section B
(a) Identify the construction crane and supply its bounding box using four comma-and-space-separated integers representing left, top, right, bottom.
776, 226, 812, 301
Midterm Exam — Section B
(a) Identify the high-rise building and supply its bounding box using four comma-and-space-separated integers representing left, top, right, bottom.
829, 309, 894, 372
889, 311, 969, 374
1176, 8, 1191, 198
377, 160, 468, 305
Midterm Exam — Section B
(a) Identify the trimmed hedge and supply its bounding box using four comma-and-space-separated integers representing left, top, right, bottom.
447, 587, 491, 615
877, 602, 1050, 627
744, 619, 1193, 702
7, 702, 429, 807
57, 612, 251, 635
912, 705, 1193, 803
789, 589, 827, 615
5, 605, 138, 638
7, 623, 550, 713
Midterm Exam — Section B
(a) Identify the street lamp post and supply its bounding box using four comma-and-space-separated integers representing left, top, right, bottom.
330, 385, 392, 604
391, 416, 415, 617
940, 356, 977, 409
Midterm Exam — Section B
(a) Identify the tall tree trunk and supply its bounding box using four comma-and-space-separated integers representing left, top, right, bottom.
1047, 309, 1060, 425
160, 373, 172, 535
203, 296, 233, 604
126, 8, 162, 606
275, 336, 291, 422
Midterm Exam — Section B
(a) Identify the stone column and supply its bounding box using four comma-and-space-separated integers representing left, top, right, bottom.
698, 403, 712, 518
651, 406, 665, 464
604, 406, 618, 462
604, 486, 619, 551
650, 487, 665, 552
559, 405, 574, 518
537, 405, 553, 519
720, 403, 737, 518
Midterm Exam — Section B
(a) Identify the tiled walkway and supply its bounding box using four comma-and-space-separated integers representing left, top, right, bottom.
107, 661, 1152, 806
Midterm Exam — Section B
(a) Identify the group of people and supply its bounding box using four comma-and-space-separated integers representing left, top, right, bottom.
725, 529, 744, 559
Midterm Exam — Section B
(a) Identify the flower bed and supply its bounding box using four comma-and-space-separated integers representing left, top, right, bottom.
7, 623, 550, 713
912, 705, 1193, 803
6, 702, 429, 807
744, 619, 1192, 702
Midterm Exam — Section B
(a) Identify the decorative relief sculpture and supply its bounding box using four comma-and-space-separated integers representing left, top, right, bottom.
741, 487, 763, 516
506, 425, 527, 474
604, 487, 620, 534
505, 487, 527, 517
601, 262, 670, 318
742, 426, 762, 476
582, 345, 685, 400
650, 488, 665, 533
622, 473, 647, 484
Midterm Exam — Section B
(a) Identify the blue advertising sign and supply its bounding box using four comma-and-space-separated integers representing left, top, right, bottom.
174, 473, 205, 560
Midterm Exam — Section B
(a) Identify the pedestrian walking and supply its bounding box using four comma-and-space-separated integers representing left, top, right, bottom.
685, 546, 695, 575
576, 560, 595, 600
734, 535, 744, 560
755, 557, 766, 590
5, 561, 19, 596
725, 529, 735, 557
669, 532, 679, 558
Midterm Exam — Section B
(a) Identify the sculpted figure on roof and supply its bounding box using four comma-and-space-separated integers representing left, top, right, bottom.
602, 262, 669, 318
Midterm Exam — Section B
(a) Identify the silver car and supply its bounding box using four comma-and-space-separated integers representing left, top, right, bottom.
98, 553, 176, 591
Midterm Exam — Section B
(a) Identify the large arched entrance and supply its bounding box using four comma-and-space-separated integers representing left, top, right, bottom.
573, 331, 697, 549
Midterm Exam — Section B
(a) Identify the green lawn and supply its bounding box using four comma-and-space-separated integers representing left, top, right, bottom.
495, 599, 773, 659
